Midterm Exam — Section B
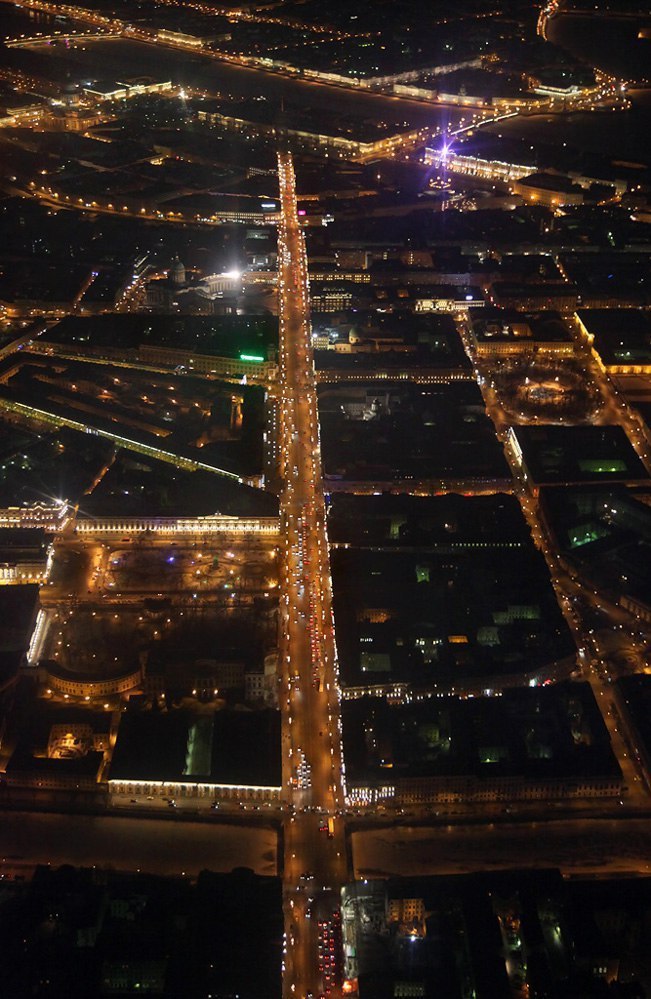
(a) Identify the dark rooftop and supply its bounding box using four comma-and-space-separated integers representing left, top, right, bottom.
109, 707, 281, 787
473, 309, 573, 344
540, 485, 651, 610
78, 450, 279, 520
41, 314, 278, 364
0, 527, 48, 562
511, 425, 649, 485
615, 674, 651, 771
342, 682, 620, 784
314, 309, 472, 371
577, 308, 651, 365
0, 584, 40, 653
0, 425, 114, 510
328, 492, 534, 548
330, 493, 574, 690
319, 381, 510, 483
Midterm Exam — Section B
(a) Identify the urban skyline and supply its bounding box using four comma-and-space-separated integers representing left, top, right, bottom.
1, 0, 651, 997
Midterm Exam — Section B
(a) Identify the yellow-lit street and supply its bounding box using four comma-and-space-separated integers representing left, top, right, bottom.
276, 150, 347, 999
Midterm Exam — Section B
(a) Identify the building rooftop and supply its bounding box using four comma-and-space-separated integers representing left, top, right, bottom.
343, 868, 651, 999
342, 682, 620, 785
565, 257, 651, 307
0, 260, 91, 308
5, 749, 104, 782
578, 308, 651, 365
540, 485, 651, 611
517, 173, 584, 195
0, 863, 282, 998
319, 381, 509, 483
0, 357, 266, 479
328, 492, 534, 549
0, 583, 39, 654
490, 283, 578, 307
0, 527, 48, 562
330, 494, 574, 690
615, 674, 651, 769
0, 424, 115, 510
109, 706, 281, 788
78, 450, 278, 520
511, 425, 649, 486
41, 314, 278, 364
473, 309, 573, 344
314, 310, 472, 371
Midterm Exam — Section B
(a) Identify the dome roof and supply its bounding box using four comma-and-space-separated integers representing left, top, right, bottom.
169, 257, 186, 285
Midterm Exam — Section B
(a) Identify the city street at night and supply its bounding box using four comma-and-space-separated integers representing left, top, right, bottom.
2, 0, 651, 995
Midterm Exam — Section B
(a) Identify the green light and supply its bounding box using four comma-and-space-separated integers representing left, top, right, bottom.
240, 353, 264, 362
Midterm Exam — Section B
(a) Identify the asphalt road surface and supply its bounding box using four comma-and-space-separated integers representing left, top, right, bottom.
277, 151, 347, 999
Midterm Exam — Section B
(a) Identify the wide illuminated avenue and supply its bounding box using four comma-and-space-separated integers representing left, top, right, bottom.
276, 150, 347, 999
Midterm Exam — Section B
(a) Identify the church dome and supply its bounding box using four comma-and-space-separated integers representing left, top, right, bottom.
169, 257, 186, 286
